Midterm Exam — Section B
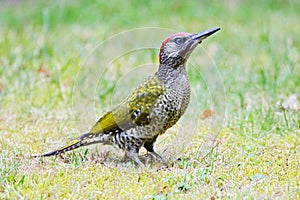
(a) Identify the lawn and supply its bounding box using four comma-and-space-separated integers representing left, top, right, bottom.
0, 0, 299, 199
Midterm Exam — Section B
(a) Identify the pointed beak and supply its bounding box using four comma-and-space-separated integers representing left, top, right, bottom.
177, 27, 221, 60
192, 27, 221, 43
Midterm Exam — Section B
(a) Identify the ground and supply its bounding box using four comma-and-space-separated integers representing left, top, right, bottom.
0, 0, 299, 199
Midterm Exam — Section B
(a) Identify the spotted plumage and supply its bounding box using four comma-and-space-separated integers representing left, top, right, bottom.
34, 28, 220, 167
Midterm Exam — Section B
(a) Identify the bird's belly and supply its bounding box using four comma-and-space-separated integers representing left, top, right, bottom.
137, 93, 190, 138
112, 92, 190, 151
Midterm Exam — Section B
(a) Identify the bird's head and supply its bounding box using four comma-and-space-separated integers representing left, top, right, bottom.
159, 28, 220, 67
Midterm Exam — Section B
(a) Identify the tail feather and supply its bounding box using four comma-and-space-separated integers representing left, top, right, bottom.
33, 133, 105, 158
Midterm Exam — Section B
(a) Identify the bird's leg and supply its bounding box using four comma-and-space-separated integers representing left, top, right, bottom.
126, 148, 145, 168
149, 150, 166, 164
144, 136, 167, 164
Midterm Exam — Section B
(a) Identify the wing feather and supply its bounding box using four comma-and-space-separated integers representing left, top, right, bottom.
89, 76, 165, 134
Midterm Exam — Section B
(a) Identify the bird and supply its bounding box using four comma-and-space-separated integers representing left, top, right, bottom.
34, 27, 220, 167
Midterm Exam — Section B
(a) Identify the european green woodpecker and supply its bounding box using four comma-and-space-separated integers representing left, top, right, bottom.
35, 28, 220, 167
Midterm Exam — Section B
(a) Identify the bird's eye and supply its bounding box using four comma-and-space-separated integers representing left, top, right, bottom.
174, 38, 183, 45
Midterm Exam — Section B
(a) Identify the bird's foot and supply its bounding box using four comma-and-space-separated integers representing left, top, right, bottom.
126, 150, 145, 169
148, 151, 169, 167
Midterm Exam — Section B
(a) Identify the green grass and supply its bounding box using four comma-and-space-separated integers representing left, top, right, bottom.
0, 0, 299, 199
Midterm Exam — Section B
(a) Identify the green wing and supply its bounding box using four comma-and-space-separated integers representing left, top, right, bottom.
89, 76, 165, 134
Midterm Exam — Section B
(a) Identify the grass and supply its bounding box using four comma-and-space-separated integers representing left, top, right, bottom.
0, 0, 299, 199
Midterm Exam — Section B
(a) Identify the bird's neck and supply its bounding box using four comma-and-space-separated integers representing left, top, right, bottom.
155, 63, 188, 86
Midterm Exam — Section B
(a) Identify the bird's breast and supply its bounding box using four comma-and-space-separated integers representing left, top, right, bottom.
144, 75, 191, 136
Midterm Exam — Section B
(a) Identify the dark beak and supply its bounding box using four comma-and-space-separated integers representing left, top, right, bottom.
192, 27, 221, 43
178, 27, 220, 59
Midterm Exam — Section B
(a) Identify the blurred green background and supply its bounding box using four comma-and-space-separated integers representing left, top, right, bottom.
0, 0, 299, 199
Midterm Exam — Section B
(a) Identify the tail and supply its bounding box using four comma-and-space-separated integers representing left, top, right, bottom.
33, 133, 107, 158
